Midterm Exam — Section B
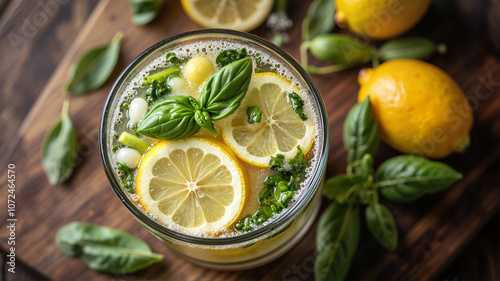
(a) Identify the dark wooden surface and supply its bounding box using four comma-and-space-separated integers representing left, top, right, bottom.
0, 0, 499, 280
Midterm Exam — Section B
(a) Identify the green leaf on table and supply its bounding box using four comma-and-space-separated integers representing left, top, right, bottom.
343, 96, 379, 164
315, 202, 360, 281
129, 0, 165, 25
323, 174, 367, 202
365, 203, 398, 251
56, 222, 163, 274
375, 155, 463, 202
377, 37, 447, 62
302, 0, 336, 41
198, 57, 253, 121
65, 32, 123, 94
42, 100, 78, 185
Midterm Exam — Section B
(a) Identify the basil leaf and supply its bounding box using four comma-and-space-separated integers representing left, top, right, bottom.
302, 0, 336, 41
375, 155, 463, 202
288, 92, 307, 121
365, 203, 398, 251
198, 57, 253, 121
216, 48, 247, 67
343, 96, 379, 164
137, 95, 201, 140
66, 32, 122, 94
42, 101, 78, 185
310, 34, 375, 65
129, 0, 164, 25
56, 222, 163, 274
315, 202, 359, 281
378, 37, 446, 62
323, 174, 367, 202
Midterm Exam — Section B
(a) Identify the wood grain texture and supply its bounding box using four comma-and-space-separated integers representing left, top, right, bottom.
0, 0, 99, 159
0, 0, 499, 280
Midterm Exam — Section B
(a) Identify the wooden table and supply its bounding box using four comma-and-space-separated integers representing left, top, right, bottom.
1, 0, 499, 280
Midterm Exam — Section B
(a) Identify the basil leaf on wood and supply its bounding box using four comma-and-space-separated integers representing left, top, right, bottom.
302, 0, 336, 41
375, 155, 463, 202
315, 202, 359, 281
198, 57, 253, 120
323, 174, 367, 202
365, 203, 398, 251
137, 95, 201, 140
56, 222, 163, 274
129, 0, 164, 25
343, 96, 379, 164
66, 32, 122, 94
42, 100, 78, 185
378, 37, 447, 62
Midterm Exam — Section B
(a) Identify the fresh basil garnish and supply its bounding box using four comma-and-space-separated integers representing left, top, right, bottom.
247, 106, 262, 124
138, 58, 253, 139
198, 57, 253, 120
42, 101, 78, 185
288, 92, 307, 121
129, 0, 164, 25
56, 222, 163, 274
302, 0, 336, 41
216, 48, 247, 67
365, 203, 398, 251
137, 95, 201, 140
65, 32, 122, 95
315, 202, 360, 281
166, 52, 180, 64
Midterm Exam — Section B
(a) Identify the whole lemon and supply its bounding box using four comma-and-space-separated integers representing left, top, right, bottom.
335, 0, 431, 40
358, 59, 473, 159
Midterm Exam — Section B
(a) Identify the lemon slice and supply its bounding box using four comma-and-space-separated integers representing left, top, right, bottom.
136, 137, 248, 234
181, 0, 275, 32
221, 73, 315, 167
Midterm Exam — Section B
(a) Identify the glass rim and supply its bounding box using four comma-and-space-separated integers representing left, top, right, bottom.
99, 29, 329, 245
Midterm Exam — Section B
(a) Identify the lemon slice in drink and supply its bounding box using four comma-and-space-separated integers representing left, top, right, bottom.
221, 73, 315, 168
181, 0, 274, 32
136, 137, 248, 234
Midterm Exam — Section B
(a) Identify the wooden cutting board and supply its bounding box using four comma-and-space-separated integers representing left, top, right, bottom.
1, 0, 499, 280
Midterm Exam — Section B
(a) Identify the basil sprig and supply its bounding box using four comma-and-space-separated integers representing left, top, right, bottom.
66, 32, 122, 94
138, 58, 253, 139
56, 222, 163, 274
42, 100, 78, 185
199, 57, 252, 120
316, 96, 462, 280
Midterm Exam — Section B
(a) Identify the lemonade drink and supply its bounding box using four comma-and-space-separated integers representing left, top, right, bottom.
100, 30, 328, 269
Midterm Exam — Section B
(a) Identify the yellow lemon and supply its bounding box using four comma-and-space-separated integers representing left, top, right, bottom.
358, 59, 473, 159
136, 137, 248, 234
335, 0, 431, 40
221, 72, 315, 167
181, 0, 275, 32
